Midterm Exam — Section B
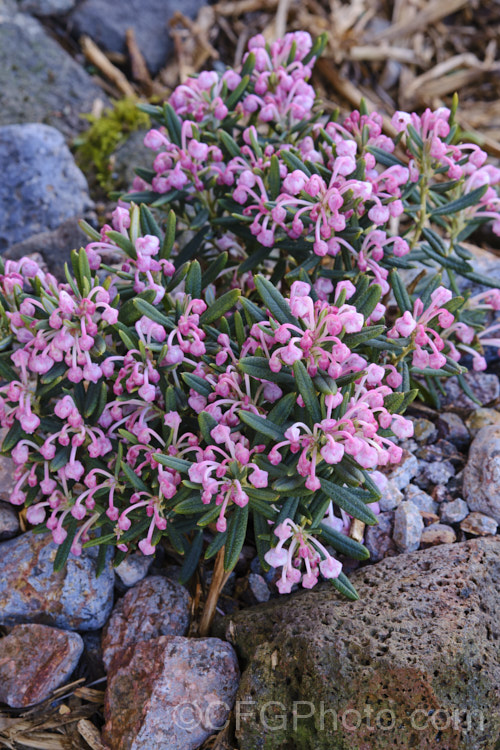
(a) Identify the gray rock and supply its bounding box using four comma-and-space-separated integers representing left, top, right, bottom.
69, 0, 208, 75
442, 371, 499, 410
18, 0, 76, 14
414, 459, 455, 489
393, 500, 424, 552
420, 523, 457, 547
439, 498, 469, 524
0, 530, 114, 630
103, 636, 240, 750
114, 551, 152, 589
112, 129, 153, 190
463, 425, 500, 522
378, 478, 403, 511
217, 538, 500, 750
385, 450, 418, 490
461, 512, 498, 537
436, 412, 470, 450
102, 576, 191, 670
364, 511, 397, 562
0, 624, 83, 707
0, 502, 19, 540
0, 12, 106, 136
4, 217, 90, 279
0, 125, 93, 252
404, 484, 438, 514
248, 573, 270, 603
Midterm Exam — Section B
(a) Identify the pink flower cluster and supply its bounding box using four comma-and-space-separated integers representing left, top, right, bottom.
85, 206, 175, 301
388, 286, 455, 369
268, 365, 411, 489
265, 518, 343, 593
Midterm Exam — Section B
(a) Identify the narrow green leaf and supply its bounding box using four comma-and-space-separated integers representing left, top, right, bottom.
53, 519, 78, 572
200, 289, 240, 325
330, 571, 359, 600
430, 185, 488, 216
318, 522, 370, 560
153, 454, 191, 472
319, 478, 378, 525
238, 410, 284, 441
254, 275, 300, 327
293, 359, 321, 423
224, 504, 249, 571
179, 530, 204, 583
198, 410, 218, 443
181, 372, 212, 397
389, 269, 412, 313
185, 260, 202, 298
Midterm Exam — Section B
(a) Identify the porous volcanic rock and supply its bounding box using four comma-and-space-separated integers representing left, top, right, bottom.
215, 537, 500, 750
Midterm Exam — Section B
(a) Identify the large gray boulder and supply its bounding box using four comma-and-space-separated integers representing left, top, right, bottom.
69, 0, 207, 75
0, 124, 92, 252
215, 538, 500, 750
0, 11, 105, 135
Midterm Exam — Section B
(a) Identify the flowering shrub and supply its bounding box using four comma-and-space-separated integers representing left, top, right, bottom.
1, 31, 499, 606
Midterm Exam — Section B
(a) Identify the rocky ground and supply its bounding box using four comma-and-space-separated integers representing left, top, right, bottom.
0, 0, 500, 748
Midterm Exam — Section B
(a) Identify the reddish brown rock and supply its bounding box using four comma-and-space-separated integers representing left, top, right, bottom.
0, 623, 83, 707
215, 538, 500, 750
102, 575, 191, 670
103, 636, 240, 750
420, 522, 457, 547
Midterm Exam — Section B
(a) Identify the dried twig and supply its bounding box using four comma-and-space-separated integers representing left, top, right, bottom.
80, 35, 136, 98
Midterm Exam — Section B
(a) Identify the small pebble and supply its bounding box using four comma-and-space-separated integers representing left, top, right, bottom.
248, 573, 270, 603
420, 523, 457, 547
436, 412, 470, 450
460, 512, 498, 537
386, 451, 418, 491
115, 551, 152, 589
393, 501, 424, 552
365, 511, 397, 562
414, 460, 455, 489
404, 484, 438, 514
439, 498, 469, 524
443, 372, 499, 410
378, 479, 403, 512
